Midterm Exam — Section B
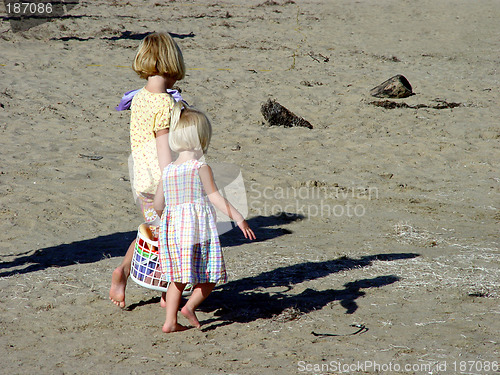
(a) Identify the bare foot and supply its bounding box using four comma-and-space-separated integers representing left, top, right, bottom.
181, 305, 201, 328
162, 322, 188, 333
109, 266, 127, 308
160, 292, 167, 308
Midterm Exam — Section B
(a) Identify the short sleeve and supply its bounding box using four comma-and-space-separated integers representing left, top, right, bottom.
194, 160, 207, 169
153, 95, 175, 133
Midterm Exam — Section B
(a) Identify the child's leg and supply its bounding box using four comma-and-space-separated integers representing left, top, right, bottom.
110, 193, 158, 308
109, 239, 135, 308
161, 291, 167, 308
163, 282, 188, 333
181, 283, 216, 328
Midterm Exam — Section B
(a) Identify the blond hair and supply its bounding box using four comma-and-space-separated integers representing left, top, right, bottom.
132, 32, 186, 80
169, 102, 212, 153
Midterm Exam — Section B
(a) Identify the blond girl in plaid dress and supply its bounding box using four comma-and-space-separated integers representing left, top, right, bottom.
154, 103, 255, 333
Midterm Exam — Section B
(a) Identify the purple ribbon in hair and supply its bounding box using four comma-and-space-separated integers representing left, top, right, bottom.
115, 88, 185, 111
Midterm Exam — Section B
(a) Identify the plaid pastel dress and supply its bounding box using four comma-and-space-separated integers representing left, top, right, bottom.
158, 159, 227, 284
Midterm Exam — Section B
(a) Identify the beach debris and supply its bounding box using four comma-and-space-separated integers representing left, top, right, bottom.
370, 74, 413, 98
393, 222, 443, 247
231, 144, 241, 151
272, 306, 303, 322
308, 52, 330, 63
379, 173, 394, 180
468, 289, 495, 298
369, 100, 462, 110
257, 0, 295, 6
257, 0, 280, 6
300, 80, 323, 87
261, 99, 313, 129
79, 154, 103, 161
311, 324, 368, 337
301, 180, 326, 188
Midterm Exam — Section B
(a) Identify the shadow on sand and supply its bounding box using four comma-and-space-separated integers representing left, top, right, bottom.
202, 252, 419, 330
50, 31, 196, 42
0, 213, 302, 277
1, 212, 419, 330
127, 252, 419, 331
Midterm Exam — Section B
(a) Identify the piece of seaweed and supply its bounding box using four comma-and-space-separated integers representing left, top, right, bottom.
261, 99, 313, 129
370, 100, 462, 109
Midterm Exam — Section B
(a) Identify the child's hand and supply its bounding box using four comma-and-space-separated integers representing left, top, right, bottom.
237, 220, 256, 240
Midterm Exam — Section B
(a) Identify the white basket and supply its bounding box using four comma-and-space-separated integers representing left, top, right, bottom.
129, 225, 194, 296
130, 226, 169, 292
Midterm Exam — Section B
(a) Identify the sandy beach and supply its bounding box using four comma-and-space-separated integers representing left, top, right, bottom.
0, 0, 499, 374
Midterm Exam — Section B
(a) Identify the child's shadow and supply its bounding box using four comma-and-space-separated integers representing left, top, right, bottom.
103, 31, 196, 41
219, 212, 302, 247
198, 252, 419, 331
0, 213, 302, 277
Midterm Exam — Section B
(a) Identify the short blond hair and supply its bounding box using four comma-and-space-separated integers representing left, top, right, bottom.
133, 32, 186, 80
169, 102, 212, 153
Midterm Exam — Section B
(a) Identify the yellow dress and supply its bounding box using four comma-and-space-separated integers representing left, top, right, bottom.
130, 88, 175, 195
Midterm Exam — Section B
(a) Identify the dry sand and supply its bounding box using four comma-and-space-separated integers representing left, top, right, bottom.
0, 0, 499, 374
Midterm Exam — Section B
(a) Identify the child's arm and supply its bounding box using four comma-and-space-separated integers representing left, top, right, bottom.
153, 128, 170, 217
155, 129, 172, 172
153, 180, 165, 217
198, 164, 256, 240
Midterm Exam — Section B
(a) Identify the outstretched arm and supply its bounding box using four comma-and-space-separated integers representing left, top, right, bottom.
198, 164, 256, 240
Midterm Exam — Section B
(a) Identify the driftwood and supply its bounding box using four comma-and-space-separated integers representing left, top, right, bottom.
261, 99, 313, 129
370, 75, 413, 98
370, 100, 462, 110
